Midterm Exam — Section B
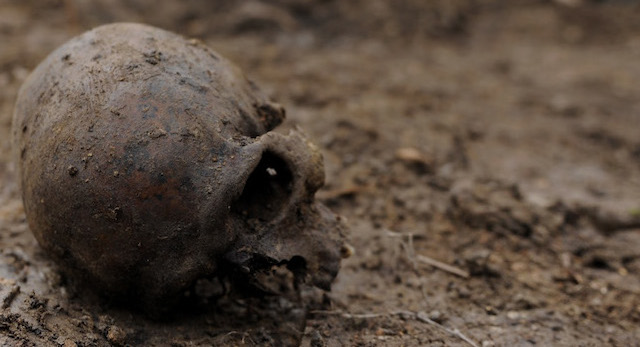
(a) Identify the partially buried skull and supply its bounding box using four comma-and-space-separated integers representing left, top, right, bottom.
12, 23, 347, 310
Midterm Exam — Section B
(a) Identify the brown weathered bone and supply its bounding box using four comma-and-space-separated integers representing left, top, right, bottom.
12, 23, 346, 311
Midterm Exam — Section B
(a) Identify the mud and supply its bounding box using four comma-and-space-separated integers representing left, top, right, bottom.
1, 0, 640, 346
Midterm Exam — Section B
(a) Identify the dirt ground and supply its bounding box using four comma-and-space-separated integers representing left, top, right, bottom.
2, 0, 640, 346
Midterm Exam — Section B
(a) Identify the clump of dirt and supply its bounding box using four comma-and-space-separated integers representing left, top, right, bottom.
1, 0, 640, 346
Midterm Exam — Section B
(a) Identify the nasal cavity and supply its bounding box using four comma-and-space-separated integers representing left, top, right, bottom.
232, 151, 293, 222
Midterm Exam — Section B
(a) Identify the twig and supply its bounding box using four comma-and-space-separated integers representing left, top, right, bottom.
2, 285, 20, 309
383, 229, 477, 347
310, 310, 478, 347
310, 310, 386, 319
317, 185, 372, 200
385, 230, 470, 278
416, 254, 470, 279
407, 233, 417, 270
414, 311, 478, 347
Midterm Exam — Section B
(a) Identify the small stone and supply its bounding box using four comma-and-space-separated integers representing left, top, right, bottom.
485, 306, 498, 315
428, 310, 444, 323
506, 311, 519, 320
457, 286, 471, 299
395, 147, 434, 171
340, 243, 355, 258
106, 325, 127, 346
395, 147, 424, 162
310, 330, 326, 347
67, 165, 78, 176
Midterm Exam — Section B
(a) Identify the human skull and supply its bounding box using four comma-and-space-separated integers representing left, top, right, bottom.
12, 23, 346, 309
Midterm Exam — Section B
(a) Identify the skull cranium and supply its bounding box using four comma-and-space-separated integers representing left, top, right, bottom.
12, 23, 346, 310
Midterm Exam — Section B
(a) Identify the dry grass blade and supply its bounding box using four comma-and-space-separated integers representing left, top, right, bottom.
311, 310, 479, 347
416, 254, 470, 278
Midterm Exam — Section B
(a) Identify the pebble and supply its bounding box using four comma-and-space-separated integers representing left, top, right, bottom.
310, 330, 326, 347
106, 325, 127, 346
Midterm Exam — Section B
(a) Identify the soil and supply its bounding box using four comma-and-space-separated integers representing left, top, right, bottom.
1, 0, 640, 346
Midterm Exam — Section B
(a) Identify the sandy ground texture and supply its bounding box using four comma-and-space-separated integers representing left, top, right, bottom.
2, 0, 640, 346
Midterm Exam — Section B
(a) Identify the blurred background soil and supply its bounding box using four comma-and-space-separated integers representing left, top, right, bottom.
2, 0, 640, 346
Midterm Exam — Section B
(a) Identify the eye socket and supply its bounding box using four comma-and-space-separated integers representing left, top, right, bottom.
232, 151, 293, 222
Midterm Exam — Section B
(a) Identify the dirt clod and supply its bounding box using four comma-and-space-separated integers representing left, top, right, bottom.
106, 325, 126, 346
